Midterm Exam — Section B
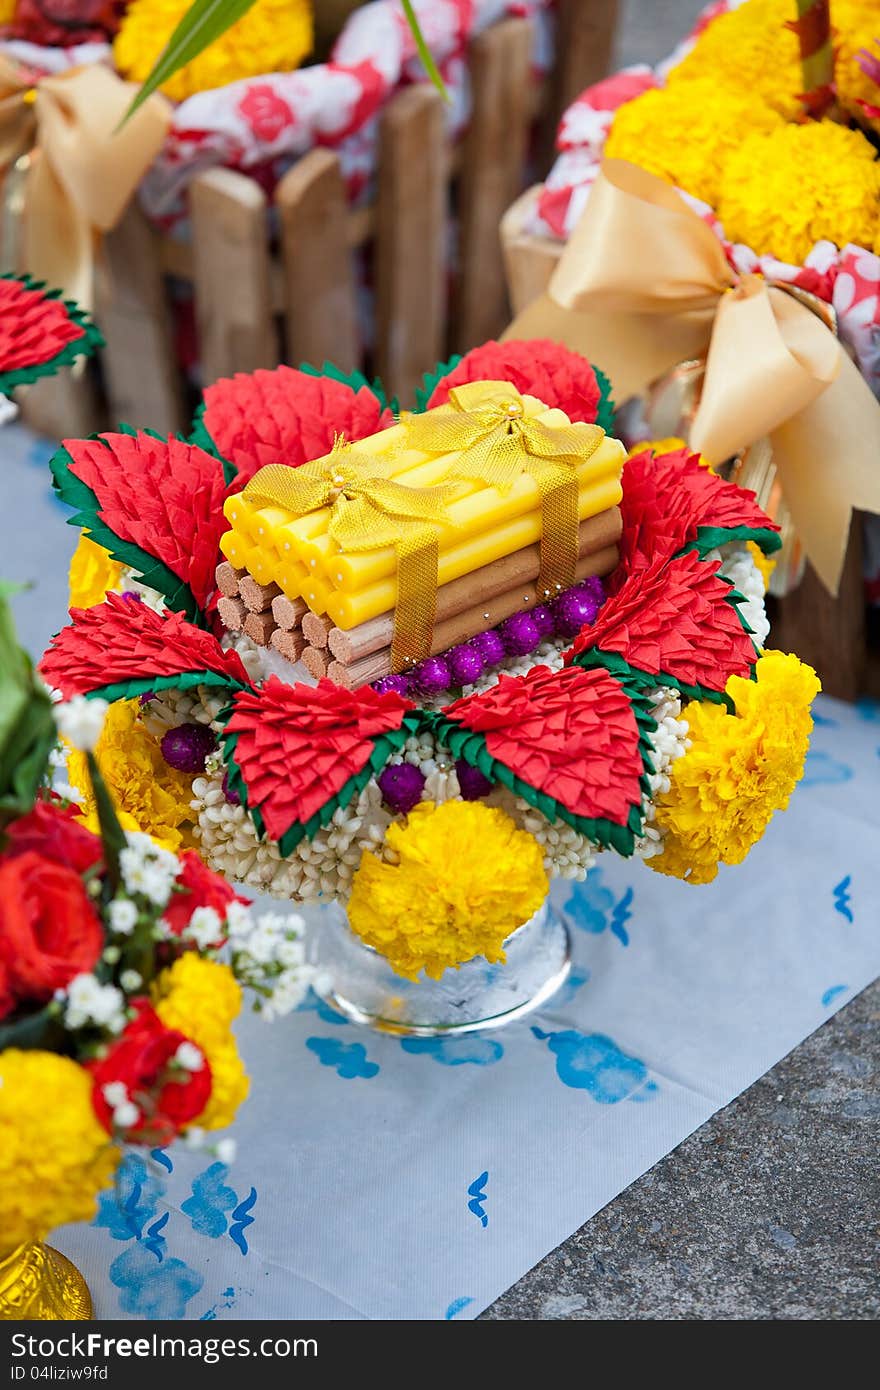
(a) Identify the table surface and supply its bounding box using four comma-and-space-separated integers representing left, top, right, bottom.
484, 0, 879, 1320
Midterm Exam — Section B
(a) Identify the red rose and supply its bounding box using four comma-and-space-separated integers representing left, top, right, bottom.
2, 797, 103, 874
0, 852, 104, 1021
162, 849, 245, 937
427, 339, 602, 425
90, 1001, 212, 1144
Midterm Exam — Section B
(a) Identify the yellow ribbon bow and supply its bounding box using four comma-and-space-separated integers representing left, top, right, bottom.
505, 158, 880, 594
243, 443, 458, 671
0, 57, 171, 309
400, 380, 604, 598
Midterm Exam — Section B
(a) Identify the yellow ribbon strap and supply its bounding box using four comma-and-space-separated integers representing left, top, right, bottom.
400, 380, 604, 598
0, 58, 171, 309
243, 444, 457, 671
504, 158, 880, 595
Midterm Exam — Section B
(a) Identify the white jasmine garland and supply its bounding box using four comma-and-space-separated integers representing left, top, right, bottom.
54, 695, 109, 752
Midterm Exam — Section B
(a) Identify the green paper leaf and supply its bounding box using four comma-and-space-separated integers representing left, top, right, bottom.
593, 364, 616, 436
298, 361, 395, 414
688, 525, 783, 557
413, 355, 463, 413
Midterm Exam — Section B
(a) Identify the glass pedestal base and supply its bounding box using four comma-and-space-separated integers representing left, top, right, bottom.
307, 899, 570, 1036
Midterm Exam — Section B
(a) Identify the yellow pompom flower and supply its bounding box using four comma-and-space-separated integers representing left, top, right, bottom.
834, 0, 880, 135
348, 800, 549, 980
651, 650, 820, 885
605, 78, 783, 208
114, 0, 313, 103
154, 955, 249, 1130
718, 121, 880, 265
68, 533, 124, 611
0, 1051, 118, 1250
666, 0, 802, 120
67, 699, 194, 851
0, 0, 15, 25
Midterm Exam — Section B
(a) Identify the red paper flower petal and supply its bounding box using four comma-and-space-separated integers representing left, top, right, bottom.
446, 664, 645, 826
0, 277, 85, 377
40, 593, 251, 698
200, 367, 394, 486
570, 548, 757, 693
427, 339, 602, 424
613, 447, 779, 588
224, 677, 413, 839
60, 433, 235, 615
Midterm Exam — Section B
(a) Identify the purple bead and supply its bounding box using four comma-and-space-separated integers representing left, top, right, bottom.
222, 770, 241, 806
373, 674, 412, 698
471, 629, 505, 667
531, 604, 556, 640
552, 587, 601, 639
455, 760, 493, 801
138, 691, 156, 707
498, 612, 541, 657
378, 763, 426, 815
414, 655, 452, 696
446, 643, 485, 687
160, 722, 217, 773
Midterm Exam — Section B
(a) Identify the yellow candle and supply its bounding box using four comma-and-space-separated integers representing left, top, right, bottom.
219, 530, 253, 569
327, 474, 623, 628
277, 558, 309, 600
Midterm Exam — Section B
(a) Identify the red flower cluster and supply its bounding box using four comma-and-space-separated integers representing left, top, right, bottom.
201, 366, 394, 487
90, 1001, 211, 1144
0, 276, 85, 377
225, 676, 412, 840
3, 797, 102, 874
0, 848, 103, 1022
427, 339, 602, 424
1, 0, 121, 47
447, 664, 644, 826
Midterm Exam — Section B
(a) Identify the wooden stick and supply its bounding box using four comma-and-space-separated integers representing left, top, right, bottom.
217, 596, 247, 632
302, 611, 334, 649
242, 611, 277, 646
271, 593, 307, 631
239, 576, 281, 614
216, 562, 246, 598
326, 543, 619, 689
327, 510, 621, 665
270, 628, 306, 664
302, 646, 329, 679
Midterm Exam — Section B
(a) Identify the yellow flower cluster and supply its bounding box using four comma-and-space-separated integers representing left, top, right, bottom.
154, 955, 249, 1130
68, 699, 194, 851
666, 0, 802, 120
348, 800, 549, 980
604, 78, 783, 209
0, 0, 14, 25
834, 0, 880, 135
68, 534, 123, 612
629, 437, 713, 469
651, 650, 820, 885
114, 0, 313, 103
746, 540, 775, 590
719, 121, 880, 265
0, 1051, 118, 1250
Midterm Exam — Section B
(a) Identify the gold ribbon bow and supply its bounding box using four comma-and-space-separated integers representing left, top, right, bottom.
401, 380, 604, 598
244, 443, 458, 671
505, 158, 880, 594
0, 57, 171, 309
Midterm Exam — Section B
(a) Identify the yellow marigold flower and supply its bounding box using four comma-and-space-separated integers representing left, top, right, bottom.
0, 1051, 118, 1249
154, 955, 249, 1130
834, 0, 880, 136
718, 121, 880, 265
651, 650, 820, 885
67, 699, 194, 851
114, 0, 313, 103
605, 78, 783, 208
348, 800, 549, 980
746, 540, 775, 590
68, 533, 124, 611
667, 0, 802, 120
0, 0, 15, 24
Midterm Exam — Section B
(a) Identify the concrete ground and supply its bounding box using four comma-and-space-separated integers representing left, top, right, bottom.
484, 0, 880, 1320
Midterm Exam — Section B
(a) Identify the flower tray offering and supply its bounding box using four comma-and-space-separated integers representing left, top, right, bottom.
40, 338, 821, 996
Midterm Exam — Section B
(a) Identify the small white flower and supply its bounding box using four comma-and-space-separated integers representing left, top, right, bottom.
244, 924, 282, 965
112, 1100, 140, 1130
0, 392, 19, 427
102, 945, 121, 965
108, 898, 138, 935
101, 1081, 129, 1108
216, 1138, 237, 1165
225, 900, 253, 940
64, 973, 126, 1032
276, 938, 306, 968
184, 905, 224, 949
55, 695, 109, 753
119, 969, 143, 993
174, 1041, 204, 1072
184, 1126, 206, 1149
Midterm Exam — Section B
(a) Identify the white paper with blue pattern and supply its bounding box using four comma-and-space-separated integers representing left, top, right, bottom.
4, 424, 879, 1322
